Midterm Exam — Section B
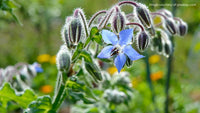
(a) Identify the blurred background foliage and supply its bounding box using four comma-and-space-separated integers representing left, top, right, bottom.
1, 0, 200, 112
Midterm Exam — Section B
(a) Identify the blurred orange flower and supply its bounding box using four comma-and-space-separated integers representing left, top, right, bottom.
149, 55, 161, 64
150, 71, 163, 81
37, 54, 51, 63
107, 66, 125, 75
40, 85, 53, 94
50, 55, 56, 64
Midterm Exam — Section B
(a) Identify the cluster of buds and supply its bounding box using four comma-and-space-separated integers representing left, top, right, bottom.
59, 1, 188, 79
149, 9, 187, 56
151, 29, 173, 57
0, 62, 42, 90
103, 89, 127, 104
97, 1, 187, 56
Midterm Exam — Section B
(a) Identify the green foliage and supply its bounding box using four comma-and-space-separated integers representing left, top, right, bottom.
25, 96, 52, 113
0, 83, 37, 112
0, 0, 21, 24
90, 27, 103, 45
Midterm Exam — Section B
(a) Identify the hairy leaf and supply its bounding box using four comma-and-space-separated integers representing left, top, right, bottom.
90, 27, 103, 45
25, 96, 52, 113
0, 83, 37, 110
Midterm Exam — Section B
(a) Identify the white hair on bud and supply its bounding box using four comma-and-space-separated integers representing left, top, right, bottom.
134, 3, 153, 28
56, 45, 71, 71
157, 29, 172, 57
61, 16, 73, 45
73, 8, 88, 43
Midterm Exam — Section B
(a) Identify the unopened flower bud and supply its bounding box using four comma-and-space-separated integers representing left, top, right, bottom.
85, 62, 102, 81
56, 45, 71, 72
61, 17, 72, 48
163, 42, 172, 57
164, 18, 177, 35
152, 29, 165, 53
178, 21, 187, 36
113, 72, 130, 86
111, 6, 125, 34
159, 9, 173, 17
136, 4, 152, 28
68, 18, 83, 46
103, 89, 127, 104
137, 31, 150, 51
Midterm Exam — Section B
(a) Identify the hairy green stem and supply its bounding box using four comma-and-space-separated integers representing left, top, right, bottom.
164, 0, 176, 112
51, 71, 68, 112
144, 53, 159, 113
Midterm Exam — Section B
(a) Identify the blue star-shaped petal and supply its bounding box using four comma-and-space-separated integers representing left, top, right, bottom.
32, 62, 43, 73
98, 29, 144, 73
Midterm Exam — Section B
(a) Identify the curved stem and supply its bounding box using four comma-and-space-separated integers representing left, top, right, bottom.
154, 22, 163, 27
88, 10, 107, 27
78, 11, 89, 37
173, 17, 182, 24
98, 8, 114, 30
151, 12, 167, 19
118, 1, 138, 7
126, 13, 134, 18
126, 22, 144, 31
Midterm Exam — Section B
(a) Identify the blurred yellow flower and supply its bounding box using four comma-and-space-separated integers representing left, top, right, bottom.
150, 71, 163, 81
40, 85, 53, 94
132, 78, 138, 88
107, 66, 124, 75
50, 55, 56, 64
37, 54, 51, 63
153, 16, 162, 24
131, 77, 141, 88
149, 55, 161, 64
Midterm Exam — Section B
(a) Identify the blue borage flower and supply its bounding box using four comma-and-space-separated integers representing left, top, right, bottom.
98, 29, 144, 73
32, 62, 43, 73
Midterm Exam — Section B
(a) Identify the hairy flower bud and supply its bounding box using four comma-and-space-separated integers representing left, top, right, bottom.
159, 9, 173, 17
163, 42, 172, 57
164, 18, 177, 35
113, 72, 130, 86
136, 4, 152, 28
85, 62, 102, 81
56, 45, 71, 72
137, 31, 150, 51
103, 89, 127, 104
178, 21, 187, 36
111, 6, 125, 34
61, 17, 72, 48
68, 18, 83, 46
152, 29, 166, 53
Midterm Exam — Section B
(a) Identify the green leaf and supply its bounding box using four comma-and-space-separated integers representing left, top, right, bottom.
90, 27, 103, 45
66, 78, 97, 104
25, 96, 52, 113
0, 83, 37, 109
84, 37, 91, 48
72, 42, 84, 62
0, 0, 22, 25
85, 62, 102, 81
79, 50, 93, 63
